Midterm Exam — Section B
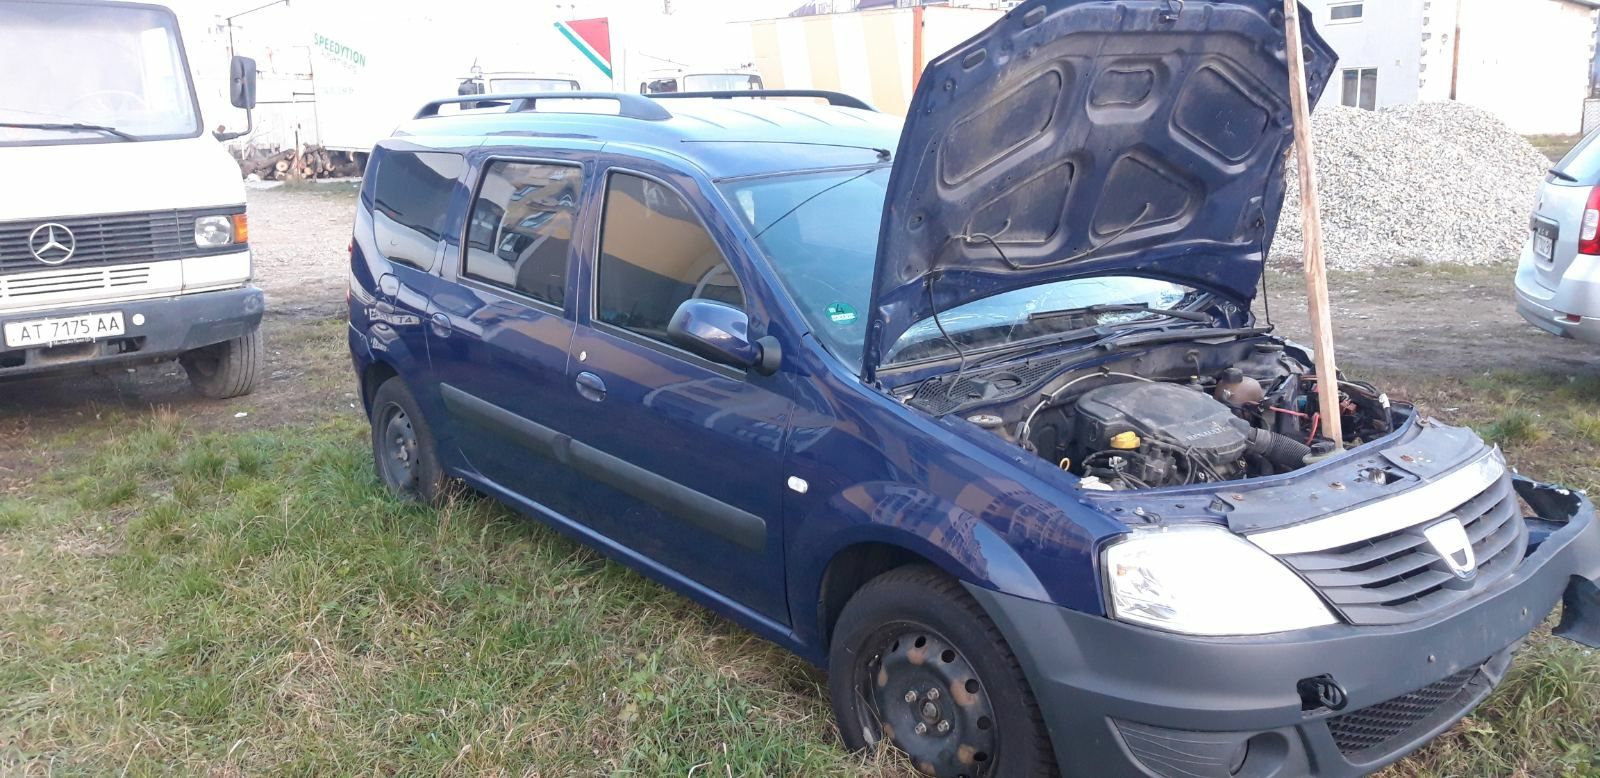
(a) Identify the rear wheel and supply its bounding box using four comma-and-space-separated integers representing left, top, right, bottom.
369, 377, 447, 504
181, 326, 263, 399
828, 565, 1057, 777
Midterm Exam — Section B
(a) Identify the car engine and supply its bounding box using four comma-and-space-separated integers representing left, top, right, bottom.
935, 340, 1398, 491
1068, 382, 1313, 489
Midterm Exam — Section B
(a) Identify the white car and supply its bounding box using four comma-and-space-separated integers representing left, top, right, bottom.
1515, 131, 1600, 343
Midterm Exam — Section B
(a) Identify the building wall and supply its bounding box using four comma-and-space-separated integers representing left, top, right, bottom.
1451, 0, 1597, 134
1302, 0, 1424, 109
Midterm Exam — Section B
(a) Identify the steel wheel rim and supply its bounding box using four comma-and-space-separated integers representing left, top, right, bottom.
378, 403, 418, 490
855, 624, 999, 777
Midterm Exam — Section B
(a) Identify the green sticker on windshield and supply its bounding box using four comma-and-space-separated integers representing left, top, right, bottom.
825, 302, 858, 325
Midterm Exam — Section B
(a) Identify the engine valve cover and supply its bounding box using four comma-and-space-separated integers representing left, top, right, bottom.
1075, 382, 1249, 462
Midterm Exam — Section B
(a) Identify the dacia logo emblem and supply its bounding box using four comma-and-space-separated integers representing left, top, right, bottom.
27, 223, 76, 265
1422, 517, 1477, 581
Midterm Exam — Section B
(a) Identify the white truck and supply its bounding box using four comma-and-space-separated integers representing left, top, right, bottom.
0, 0, 263, 398
733, 5, 1006, 115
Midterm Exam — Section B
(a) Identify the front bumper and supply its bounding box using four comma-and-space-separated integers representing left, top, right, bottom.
969, 478, 1600, 778
0, 286, 264, 379
1514, 255, 1600, 344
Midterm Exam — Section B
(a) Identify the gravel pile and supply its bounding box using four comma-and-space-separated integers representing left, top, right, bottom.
1271, 101, 1551, 271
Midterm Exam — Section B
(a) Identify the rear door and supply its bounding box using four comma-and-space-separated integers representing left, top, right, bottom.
424, 149, 593, 522
357, 145, 468, 409
564, 165, 792, 622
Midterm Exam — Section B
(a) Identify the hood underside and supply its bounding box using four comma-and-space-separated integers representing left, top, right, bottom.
864, 0, 1335, 378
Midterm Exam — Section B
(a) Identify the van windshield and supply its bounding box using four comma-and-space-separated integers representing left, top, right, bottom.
0, 1, 200, 144
721, 167, 1198, 370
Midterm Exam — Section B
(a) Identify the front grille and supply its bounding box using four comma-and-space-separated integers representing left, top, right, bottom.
0, 209, 240, 275
0, 265, 152, 300
1276, 471, 1526, 625
1328, 662, 1485, 757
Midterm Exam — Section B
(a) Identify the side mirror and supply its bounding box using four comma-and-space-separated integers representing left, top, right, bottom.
229, 55, 258, 110
668, 299, 780, 375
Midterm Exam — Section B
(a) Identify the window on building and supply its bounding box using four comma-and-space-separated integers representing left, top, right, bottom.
1329, 2, 1363, 21
597, 172, 744, 343
368, 150, 463, 271
1341, 67, 1379, 111
462, 160, 581, 307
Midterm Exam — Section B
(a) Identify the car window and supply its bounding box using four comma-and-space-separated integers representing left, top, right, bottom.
596, 172, 744, 342
1553, 129, 1600, 184
370, 149, 463, 270
462, 161, 580, 307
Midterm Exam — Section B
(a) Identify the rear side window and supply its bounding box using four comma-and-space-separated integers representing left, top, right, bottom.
370, 150, 463, 270
596, 172, 744, 342
463, 160, 581, 308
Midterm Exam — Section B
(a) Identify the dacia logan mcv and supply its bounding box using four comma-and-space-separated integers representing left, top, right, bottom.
348, 2, 1600, 775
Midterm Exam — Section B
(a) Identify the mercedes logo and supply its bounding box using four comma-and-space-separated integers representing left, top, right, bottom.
28, 222, 76, 265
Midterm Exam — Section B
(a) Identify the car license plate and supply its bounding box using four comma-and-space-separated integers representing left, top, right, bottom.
1533, 218, 1558, 260
1534, 233, 1554, 259
3, 311, 125, 348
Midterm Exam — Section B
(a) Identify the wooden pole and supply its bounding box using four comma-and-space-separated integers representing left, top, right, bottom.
911, 5, 926, 93
1282, 0, 1344, 448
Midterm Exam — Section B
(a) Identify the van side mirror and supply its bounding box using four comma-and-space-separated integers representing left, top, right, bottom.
215, 56, 258, 141
668, 299, 780, 374
229, 55, 258, 110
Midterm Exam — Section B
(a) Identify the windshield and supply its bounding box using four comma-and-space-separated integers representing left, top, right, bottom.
683, 73, 763, 91
0, 1, 199, 144
721, 168, 1199, 370
488, 78, 579, 93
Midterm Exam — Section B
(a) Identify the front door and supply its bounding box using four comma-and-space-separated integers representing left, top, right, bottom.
425, 152, 592, 522
565, 167, 791, 622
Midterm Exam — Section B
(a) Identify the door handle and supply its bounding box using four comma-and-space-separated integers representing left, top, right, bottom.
575, 371, 607, 402
429, 312, 452, 338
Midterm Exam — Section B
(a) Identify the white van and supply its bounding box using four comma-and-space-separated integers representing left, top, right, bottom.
0, 0, 263, 398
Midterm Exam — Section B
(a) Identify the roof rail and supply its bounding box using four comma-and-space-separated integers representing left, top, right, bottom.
412, 92, 672, 121
647, 89, 876, 111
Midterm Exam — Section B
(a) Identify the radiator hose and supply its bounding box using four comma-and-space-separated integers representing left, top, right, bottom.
1246, 427, 1312, 471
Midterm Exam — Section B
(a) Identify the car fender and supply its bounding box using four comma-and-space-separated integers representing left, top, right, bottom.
787, 480, 1056, 650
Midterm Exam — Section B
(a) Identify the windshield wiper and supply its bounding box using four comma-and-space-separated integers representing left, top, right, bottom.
1027, 302, 1213, 324
1549, 167, 1580, 183
1095, 325, 1273, 352
0, 121, 137, 141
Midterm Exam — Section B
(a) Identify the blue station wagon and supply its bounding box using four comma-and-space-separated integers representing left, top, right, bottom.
348, 2, 1600, 775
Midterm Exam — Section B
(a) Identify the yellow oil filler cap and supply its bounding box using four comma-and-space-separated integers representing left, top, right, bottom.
1109, 431, 1141, 450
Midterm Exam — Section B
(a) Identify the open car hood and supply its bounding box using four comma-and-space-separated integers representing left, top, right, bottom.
863, 0, 1334, 379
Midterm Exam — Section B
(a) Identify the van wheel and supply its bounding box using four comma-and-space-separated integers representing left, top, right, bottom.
828, 566, 1056, 778
369, 377, 446, 504
181, 327, 263, 399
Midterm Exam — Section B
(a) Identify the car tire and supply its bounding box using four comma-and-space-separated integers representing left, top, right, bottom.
369, 376, 447, 504
828, 565, 1056, 778
181, 326, 264, 399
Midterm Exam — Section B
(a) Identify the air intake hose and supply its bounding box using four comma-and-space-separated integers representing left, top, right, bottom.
1246, 427, 1312, 471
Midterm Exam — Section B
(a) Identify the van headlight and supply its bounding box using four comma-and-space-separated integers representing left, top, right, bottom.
1102, 525, 1338, 636
194, 214, 247, 247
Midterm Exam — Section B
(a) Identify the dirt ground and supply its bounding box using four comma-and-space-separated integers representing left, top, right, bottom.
3, 185, 1596, 489
0, 185, 360, 492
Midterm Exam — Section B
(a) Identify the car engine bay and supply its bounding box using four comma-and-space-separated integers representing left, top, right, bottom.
907, 338, 1401, 491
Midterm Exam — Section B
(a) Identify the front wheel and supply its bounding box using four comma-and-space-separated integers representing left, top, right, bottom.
828, 566, 1057, 778
180, 327, 263, 399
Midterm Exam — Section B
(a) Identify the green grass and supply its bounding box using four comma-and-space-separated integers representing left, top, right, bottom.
1527, 133, 1583, 163
3, 318, 1600, 776
0, 411, 912, 776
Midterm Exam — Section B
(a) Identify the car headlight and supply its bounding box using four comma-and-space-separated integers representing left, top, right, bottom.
1103, 525, 1338, 636
194, 214, 247, 247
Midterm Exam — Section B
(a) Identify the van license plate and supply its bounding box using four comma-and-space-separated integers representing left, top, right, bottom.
1534, 233, 1554, 259
3, 311, 125, 348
